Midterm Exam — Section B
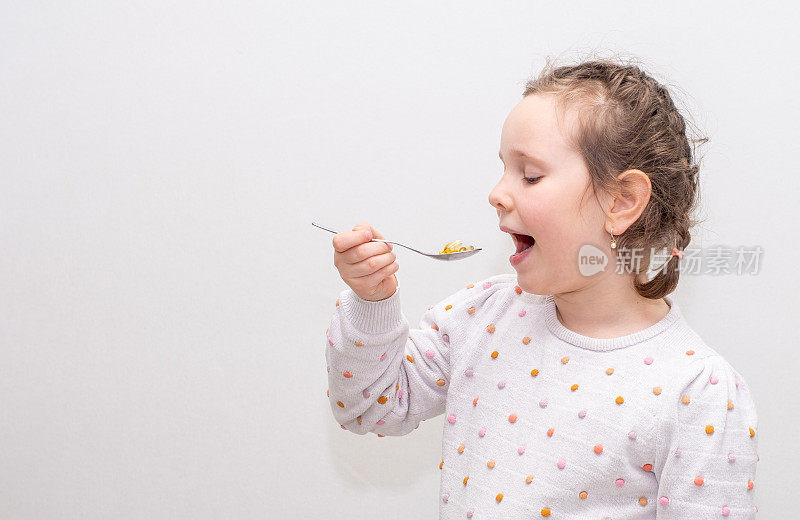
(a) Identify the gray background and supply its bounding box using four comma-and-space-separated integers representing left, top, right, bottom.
1, 1, 796, 518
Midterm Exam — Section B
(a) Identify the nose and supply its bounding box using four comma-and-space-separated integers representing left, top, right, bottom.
488, 178, 511, 213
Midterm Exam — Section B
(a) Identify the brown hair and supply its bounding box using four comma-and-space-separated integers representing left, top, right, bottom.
523, 55, 708, 299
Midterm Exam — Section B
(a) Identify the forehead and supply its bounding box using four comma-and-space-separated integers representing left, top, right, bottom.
499, 94, 576, 159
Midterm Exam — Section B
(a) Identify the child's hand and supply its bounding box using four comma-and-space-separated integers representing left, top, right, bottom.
332, 221, 398, 302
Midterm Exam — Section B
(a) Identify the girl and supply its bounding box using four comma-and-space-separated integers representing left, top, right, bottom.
325, 58, 759, 519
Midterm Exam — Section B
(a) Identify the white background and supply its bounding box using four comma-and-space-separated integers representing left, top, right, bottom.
1, 1, 797, 518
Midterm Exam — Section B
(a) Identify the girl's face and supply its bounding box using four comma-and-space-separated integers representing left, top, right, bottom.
488, 94, 612, 296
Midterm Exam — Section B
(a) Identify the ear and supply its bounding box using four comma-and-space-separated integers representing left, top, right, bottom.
605, 169, 652, 235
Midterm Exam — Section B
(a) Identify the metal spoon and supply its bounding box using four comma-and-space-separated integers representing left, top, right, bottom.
312, 222, 482, 261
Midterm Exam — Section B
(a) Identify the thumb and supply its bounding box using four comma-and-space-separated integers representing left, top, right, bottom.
352, 222, 385, 240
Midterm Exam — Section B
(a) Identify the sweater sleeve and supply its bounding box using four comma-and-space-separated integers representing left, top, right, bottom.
653, 354, 759, 518
324, 280, 481, 437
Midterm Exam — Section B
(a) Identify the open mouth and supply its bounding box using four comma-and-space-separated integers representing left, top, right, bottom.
512, 233, 536, 254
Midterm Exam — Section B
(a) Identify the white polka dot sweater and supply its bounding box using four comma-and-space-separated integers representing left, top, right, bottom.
324, 273, 759, 519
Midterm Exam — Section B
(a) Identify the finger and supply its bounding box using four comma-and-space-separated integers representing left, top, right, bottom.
349, 251, 396, 278
332, 229, 374, 253
343, 241, 394, 267
358, 258, 399, 289
352, 222, 385, 240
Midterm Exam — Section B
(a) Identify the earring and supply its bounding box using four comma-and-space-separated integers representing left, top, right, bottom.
610, 227, 617, 249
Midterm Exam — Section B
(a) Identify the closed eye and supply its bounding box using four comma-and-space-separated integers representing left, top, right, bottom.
524, 176, 542, 184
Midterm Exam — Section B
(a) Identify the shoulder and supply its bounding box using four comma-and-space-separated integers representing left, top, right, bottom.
659, 348, 759, 433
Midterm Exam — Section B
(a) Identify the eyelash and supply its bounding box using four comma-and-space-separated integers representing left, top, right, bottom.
524, 176, 542, 184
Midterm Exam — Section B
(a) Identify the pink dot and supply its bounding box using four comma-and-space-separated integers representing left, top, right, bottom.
498, 381, 506, 389
425, 349, 435, 359
380, 352, 387, 362
466, 509, 474, 518
557, 459, 566, 469
326, 366, 330, 373
644, 356, 654, 365
518, 309, 527, 317
442, 493, 449, 503
398, 390, 403, 399
483, 282, 492, 289
328, 337, 334, 346
615, 478, 625, 487
376, 420, 385, 425
518, 446, 526, 455
447, 414, 457, 424
710, 375, 719, 385
628, 430, 637, 440
465, 368, 474, 377
362, 389, 370, 398
735, 379, 739, 387
659, 496, 669, 505
674, 448, 681, 457
728, 452, 736, 463
442, 334, 449, 343
539, 399, 548, 408
722, 506, 730, 516
478, 427, 486, 437
578, 409, 587, 419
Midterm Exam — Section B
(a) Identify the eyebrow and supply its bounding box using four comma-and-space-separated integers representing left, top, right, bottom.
498, 148, 550, 169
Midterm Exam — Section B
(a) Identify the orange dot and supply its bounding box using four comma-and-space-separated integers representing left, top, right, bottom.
406, 354, 414, 362
468, 306, 475, 315
473, 397, 479, 406
436, 379, 446, 387
642, 463, 653, 472
615, 396, 624, 405
326, 389, 330, 397
681, 395, 691, 404
541, 508, 551, 517
509, 414, 518, 423
337, 401, 344, 408
705, 425, 715, 434
525, 475, 533, 484
335, 299, 340, 306
354, 341, 364, 346
531, 369, 539, 377
523, 337, 531, 344
515, 285, 522, 294
439, 460, 443, 469
653, 386, 662, 395
686, 349, 695, 355
343, 371, 353, 378
487, 460, 495, 468
463, 476, 469, 485
579, 491, 588, 500
638, 497, 648, 506
594, 444, 603, 454
748, 480, 754, 490
445, 304, 452, 310
377, 396, 387, 404
431, 324, 438, 331
694, 476, 704, 486
491, 350, 499, 359
571, 384, 579, 391
728, 400, 734, 410
547, 428, 554, 437
496, 493, 503, 502
561, 356, 570, 364
487, 324, 495, 333
356, 416, 362, 425
457, 444, 465, 454
606, 367, 614, 375
467, 283, 474, 289
749, 427, 756, 437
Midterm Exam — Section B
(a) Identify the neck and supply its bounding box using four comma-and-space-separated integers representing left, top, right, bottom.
552, 275, 671, 339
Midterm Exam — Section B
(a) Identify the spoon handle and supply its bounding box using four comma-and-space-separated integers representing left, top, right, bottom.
311, 222, 427, 256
